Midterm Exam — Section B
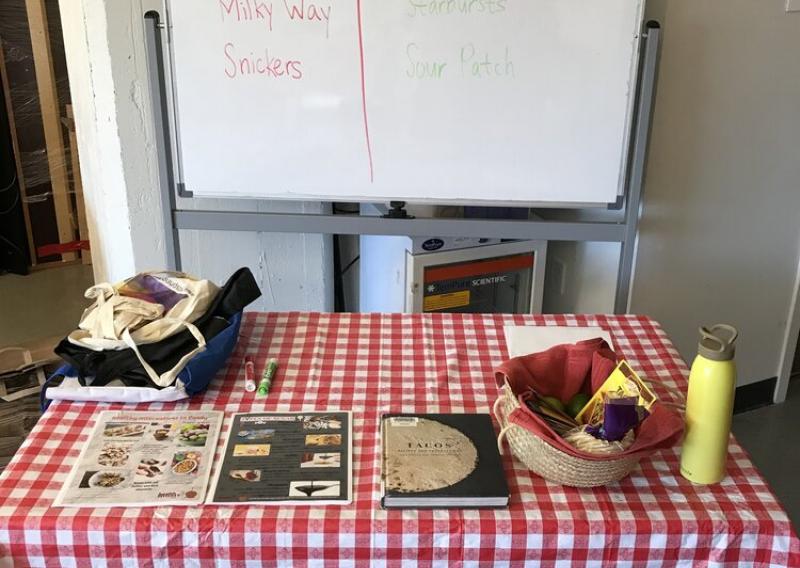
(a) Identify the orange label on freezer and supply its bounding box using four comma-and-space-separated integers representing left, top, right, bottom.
424, 254, 534, 283
423, 291, 471, 312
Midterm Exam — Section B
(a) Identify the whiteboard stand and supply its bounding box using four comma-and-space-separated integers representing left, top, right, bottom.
143, 12, 661, 314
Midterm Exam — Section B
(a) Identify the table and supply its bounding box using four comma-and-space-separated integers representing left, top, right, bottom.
1, 312, 798, 567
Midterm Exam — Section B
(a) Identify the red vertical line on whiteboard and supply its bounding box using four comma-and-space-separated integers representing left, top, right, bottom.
356, 0, 374, 182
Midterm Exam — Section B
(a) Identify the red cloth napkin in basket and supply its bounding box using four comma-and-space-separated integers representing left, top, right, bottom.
495, 339, 684, 461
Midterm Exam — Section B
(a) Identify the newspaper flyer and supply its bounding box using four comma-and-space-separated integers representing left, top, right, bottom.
54, 410, 223, 507
207, 411, 352, 505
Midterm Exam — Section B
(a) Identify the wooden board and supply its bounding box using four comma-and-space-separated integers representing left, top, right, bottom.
25, 0, 76, 261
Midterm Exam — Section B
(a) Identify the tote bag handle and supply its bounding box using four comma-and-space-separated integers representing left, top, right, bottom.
121, 318, 206, 387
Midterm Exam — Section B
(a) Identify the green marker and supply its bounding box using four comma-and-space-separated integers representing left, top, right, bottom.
257, 358, 278, 397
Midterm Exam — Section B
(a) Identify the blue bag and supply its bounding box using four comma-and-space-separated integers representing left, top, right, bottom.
42, 312, 242, 409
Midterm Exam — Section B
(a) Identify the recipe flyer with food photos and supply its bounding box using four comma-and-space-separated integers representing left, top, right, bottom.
54, 410, 223, 507
207, 411, 352, 505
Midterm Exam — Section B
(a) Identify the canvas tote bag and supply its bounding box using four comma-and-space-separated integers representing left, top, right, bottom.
67, 271, 219, 387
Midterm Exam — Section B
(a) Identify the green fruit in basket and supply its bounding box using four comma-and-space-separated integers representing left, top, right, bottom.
541, 396, 567, 414
566, 393, 591, 418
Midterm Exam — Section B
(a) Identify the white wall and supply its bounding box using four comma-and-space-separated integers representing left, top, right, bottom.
58, 0, 144, 282
631, 0, 800, 385
177, 198, 333, 312
543, 242, 620, 315
59, 0, 332, 310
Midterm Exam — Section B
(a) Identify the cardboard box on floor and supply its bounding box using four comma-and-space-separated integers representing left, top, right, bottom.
0, 336, 62, 471
0, 335, 61, 399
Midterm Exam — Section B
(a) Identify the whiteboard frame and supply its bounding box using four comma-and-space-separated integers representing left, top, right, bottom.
159, 0, 645, 207
142, 2, 662, 314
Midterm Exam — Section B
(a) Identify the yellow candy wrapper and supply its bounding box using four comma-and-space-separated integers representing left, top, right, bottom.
575, 360, 657, 426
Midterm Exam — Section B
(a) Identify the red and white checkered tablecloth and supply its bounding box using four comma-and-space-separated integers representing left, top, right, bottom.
0, 312, 798, 567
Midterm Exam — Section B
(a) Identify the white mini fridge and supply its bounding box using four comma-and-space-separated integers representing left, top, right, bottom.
359, 236, 547, 314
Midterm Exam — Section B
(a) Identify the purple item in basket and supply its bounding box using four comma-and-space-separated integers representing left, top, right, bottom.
586, 396, 642, 442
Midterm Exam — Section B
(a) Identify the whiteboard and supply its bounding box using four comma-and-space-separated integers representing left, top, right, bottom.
166, 0, 644, 204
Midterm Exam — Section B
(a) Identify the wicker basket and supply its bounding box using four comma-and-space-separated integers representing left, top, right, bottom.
493, 379, 642, 487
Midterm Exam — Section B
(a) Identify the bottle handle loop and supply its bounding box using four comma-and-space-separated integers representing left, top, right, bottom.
699, 324, 738, 352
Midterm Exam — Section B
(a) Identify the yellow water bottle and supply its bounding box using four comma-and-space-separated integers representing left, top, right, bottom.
680, 324, 738, 484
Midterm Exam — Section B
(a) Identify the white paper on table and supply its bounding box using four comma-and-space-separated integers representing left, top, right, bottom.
503, 326, 614, 359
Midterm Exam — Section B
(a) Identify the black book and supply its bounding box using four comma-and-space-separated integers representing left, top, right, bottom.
380, 413, 509, 508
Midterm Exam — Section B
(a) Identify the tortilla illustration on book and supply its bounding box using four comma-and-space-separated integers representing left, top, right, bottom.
384, 417, 478, 493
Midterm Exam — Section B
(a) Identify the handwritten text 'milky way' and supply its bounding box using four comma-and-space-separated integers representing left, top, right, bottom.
220, 0, 332, 36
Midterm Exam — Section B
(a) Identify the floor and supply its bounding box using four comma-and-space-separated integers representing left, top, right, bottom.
732, 379, 800, 531
0, 263, 94, 347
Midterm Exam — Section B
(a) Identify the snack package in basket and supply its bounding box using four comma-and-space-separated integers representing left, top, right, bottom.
576, 360, 657, 426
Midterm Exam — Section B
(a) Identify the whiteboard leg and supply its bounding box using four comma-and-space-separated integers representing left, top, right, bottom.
615, 21, 662, 314
144, 9, 182, 271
